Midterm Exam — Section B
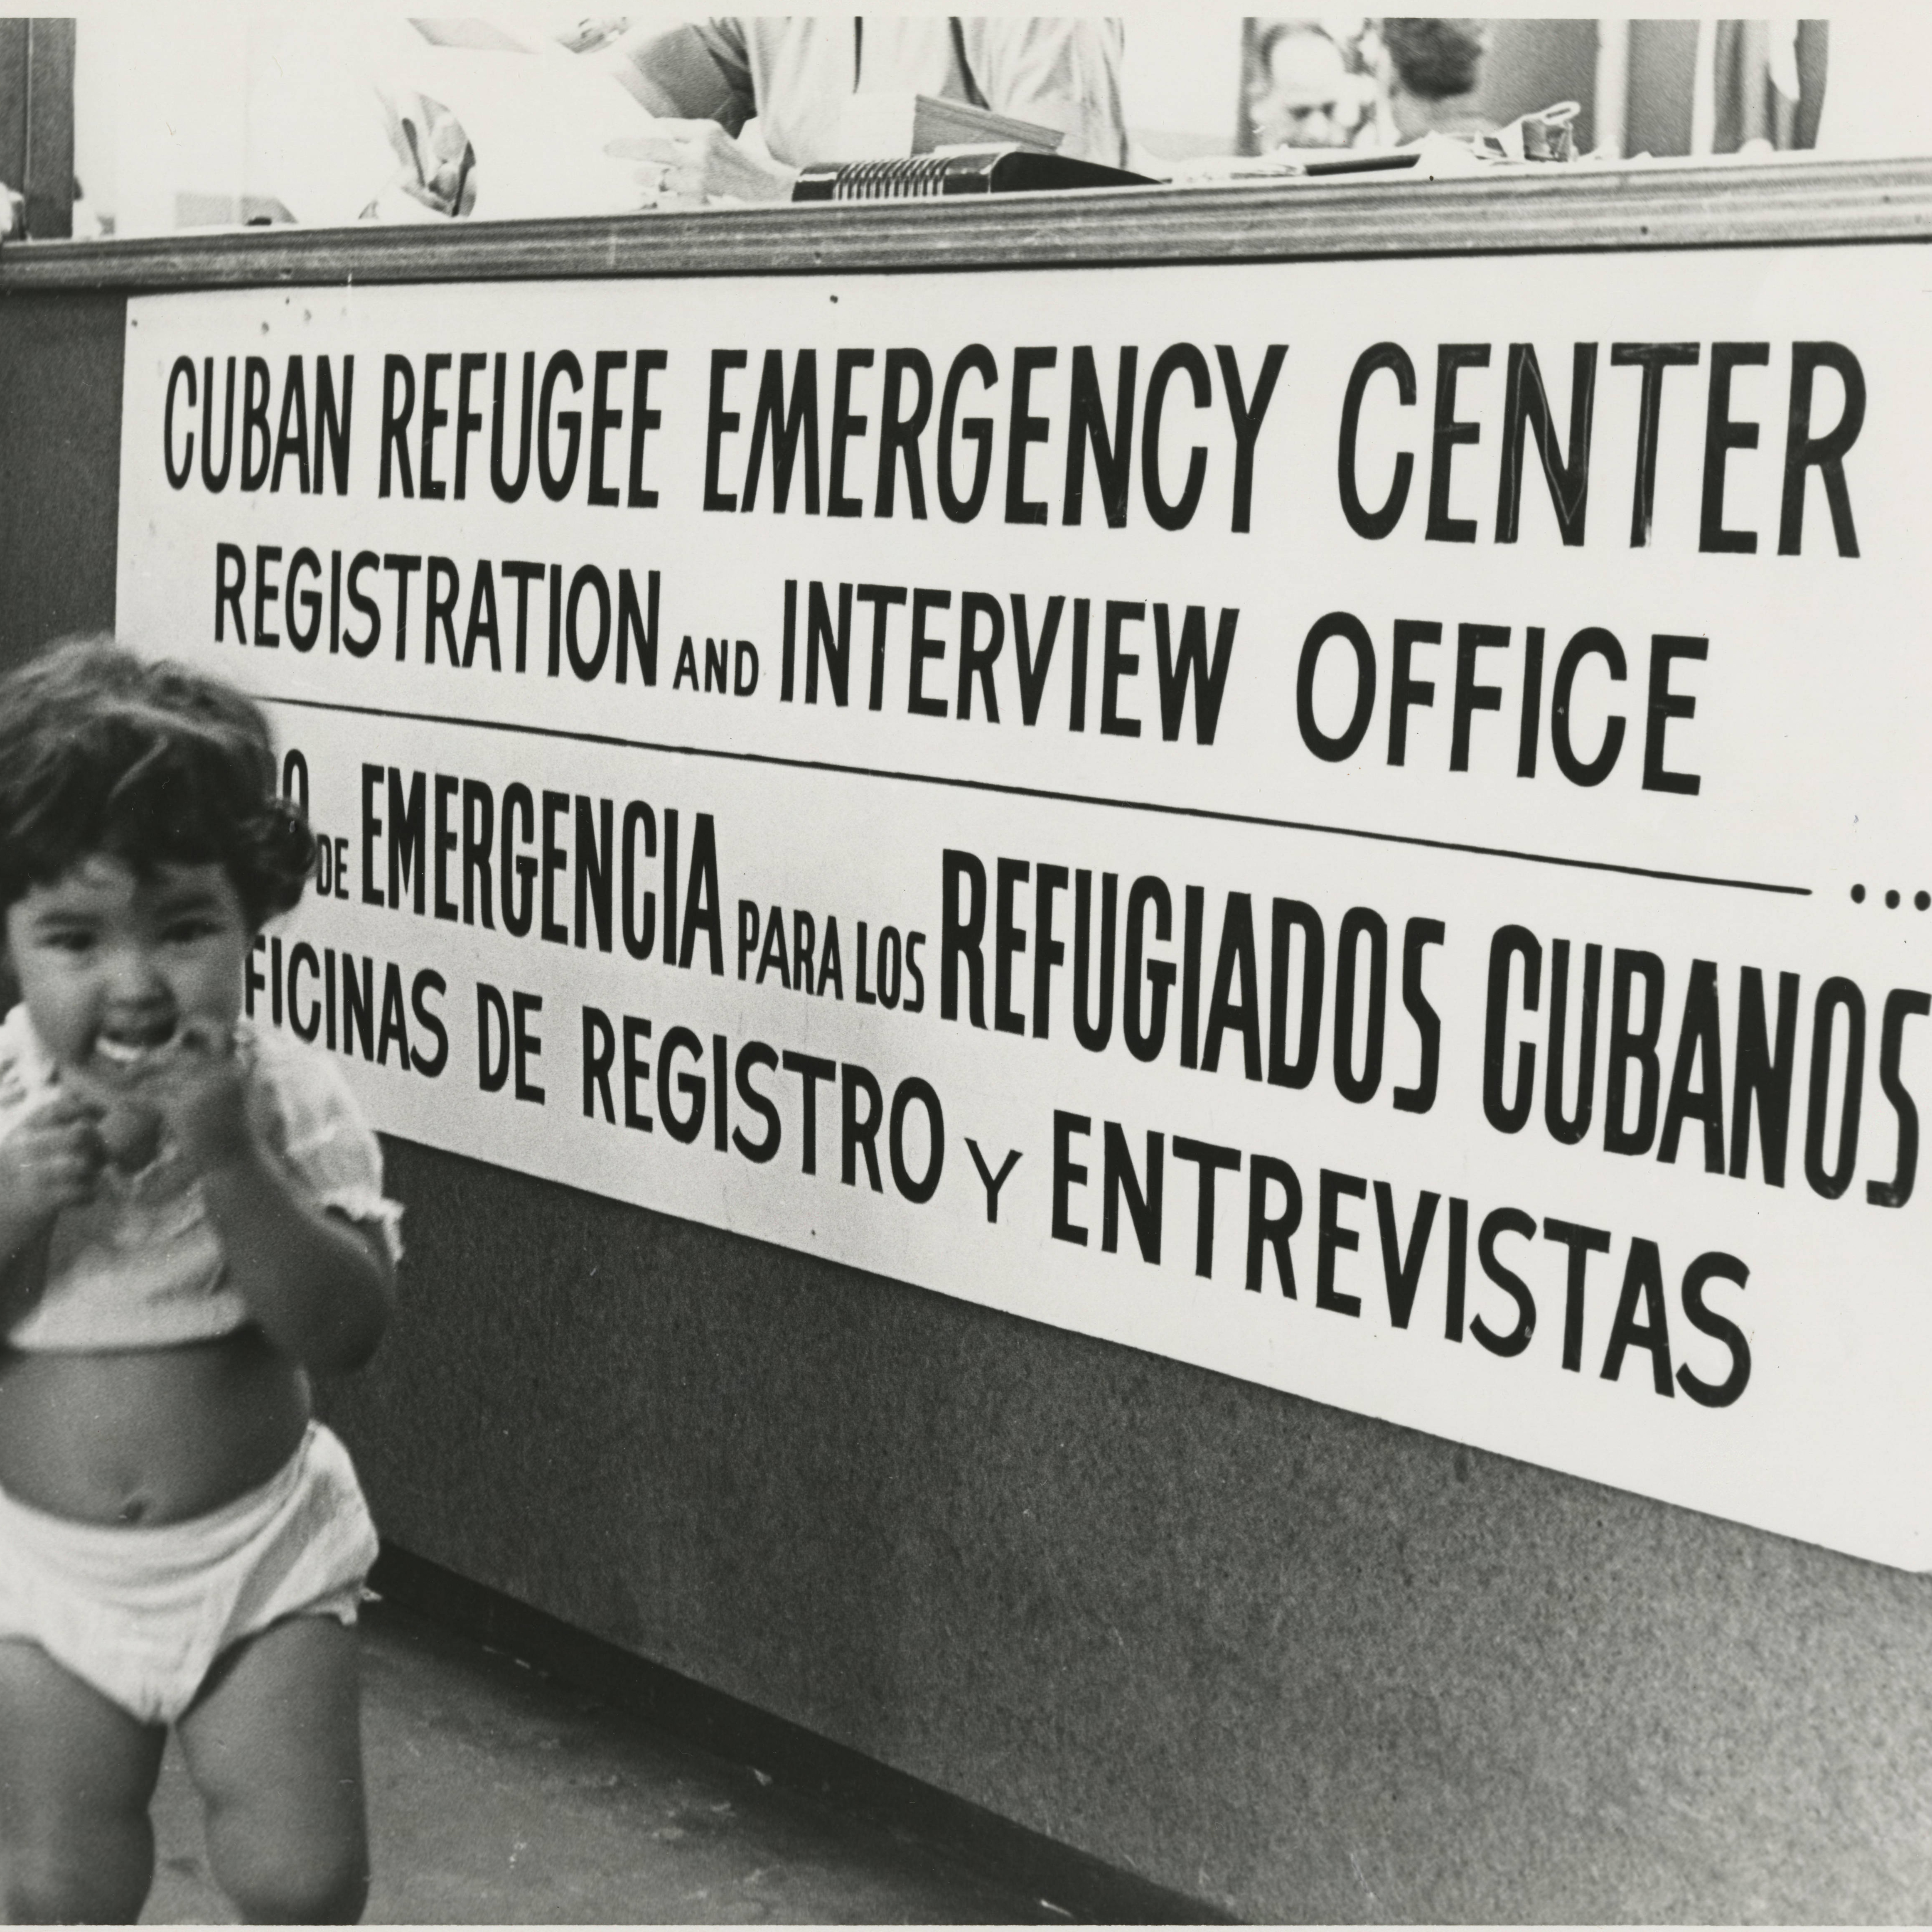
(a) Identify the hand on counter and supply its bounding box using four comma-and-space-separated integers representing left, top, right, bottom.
609, 122, 800, 207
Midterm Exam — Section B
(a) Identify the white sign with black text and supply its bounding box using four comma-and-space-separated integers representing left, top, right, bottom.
116, 246, 1931, 1565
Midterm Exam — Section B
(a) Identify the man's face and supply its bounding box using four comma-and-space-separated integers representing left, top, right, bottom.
1253, 32, 1356, 150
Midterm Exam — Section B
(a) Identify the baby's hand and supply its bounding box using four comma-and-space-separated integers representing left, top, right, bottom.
97, 1100, 165, 1175
0, 1091, 106, 1215
149, 1023, 254, 1174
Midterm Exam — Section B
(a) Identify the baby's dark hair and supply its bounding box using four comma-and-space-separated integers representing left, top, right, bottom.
0, 637, 315, 927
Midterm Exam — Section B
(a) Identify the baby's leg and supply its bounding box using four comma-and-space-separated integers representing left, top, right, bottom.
0, 1637, 168, 1923
177, 1615, 369, 1925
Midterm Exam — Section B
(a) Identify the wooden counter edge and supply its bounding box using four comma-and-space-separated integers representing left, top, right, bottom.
4, 156, 1932, 293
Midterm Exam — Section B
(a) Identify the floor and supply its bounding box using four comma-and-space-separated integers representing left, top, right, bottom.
141, 1600, 1069, 1924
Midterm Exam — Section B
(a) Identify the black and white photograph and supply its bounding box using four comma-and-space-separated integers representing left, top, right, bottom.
0, 4, 1927, 1922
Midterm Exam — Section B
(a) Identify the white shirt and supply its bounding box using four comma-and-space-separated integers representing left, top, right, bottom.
0, 1009, 401, 1353
612, 16, 1131, 169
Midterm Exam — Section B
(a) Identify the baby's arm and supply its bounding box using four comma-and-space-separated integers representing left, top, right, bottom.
200, 1160, 395, 1371
163, 1048, 394, 1373
0, 1092, 103, 1281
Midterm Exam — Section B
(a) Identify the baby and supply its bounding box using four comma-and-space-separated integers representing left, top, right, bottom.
0, 639, 401, 1922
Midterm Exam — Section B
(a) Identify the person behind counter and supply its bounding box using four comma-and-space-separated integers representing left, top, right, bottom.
599, 17, 1129, 204
1246, 22, 1369, 152
1379, 17, 1493, 143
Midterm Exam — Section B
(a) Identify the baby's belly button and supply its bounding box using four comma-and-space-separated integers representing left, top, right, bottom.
0, 1350, 307, 1520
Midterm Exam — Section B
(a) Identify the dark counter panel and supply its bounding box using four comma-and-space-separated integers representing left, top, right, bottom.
0, 291, 122, 666
326, 1138, 1932, 1922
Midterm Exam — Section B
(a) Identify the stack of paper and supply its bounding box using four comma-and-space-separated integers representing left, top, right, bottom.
377, 17, 662, 219
828, 93, 1064, 163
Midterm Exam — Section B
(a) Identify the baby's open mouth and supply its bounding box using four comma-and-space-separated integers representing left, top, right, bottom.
92, 1020, 178, 1069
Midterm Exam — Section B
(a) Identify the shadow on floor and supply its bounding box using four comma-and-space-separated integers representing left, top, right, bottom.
142, 1599, 1070, 1925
